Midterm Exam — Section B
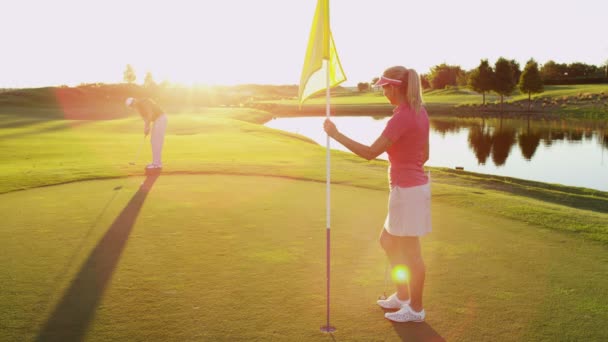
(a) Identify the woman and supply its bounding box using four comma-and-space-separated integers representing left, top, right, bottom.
125, 97, 168, 170
323, 66, 431, 323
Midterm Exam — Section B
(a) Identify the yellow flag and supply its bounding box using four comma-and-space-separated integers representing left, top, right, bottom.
298, 0, 346, 105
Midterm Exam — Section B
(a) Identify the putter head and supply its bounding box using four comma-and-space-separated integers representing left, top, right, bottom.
129, 162, 136, 166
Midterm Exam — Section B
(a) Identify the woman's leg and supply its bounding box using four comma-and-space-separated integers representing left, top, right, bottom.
151, 115, 167, 166
398, 236, 425, 312
379, 228, 410, 301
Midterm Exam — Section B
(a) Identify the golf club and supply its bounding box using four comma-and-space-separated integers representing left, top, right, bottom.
129, 135, 147, 166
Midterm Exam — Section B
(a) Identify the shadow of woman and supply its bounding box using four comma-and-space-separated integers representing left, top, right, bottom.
390, 320, 446, 342
36, 174, 159, 342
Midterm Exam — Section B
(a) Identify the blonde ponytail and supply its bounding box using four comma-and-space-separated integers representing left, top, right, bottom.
406, 69, 423, 113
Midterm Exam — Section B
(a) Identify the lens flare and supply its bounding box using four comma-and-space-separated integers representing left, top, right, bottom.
391, 265, 410, 284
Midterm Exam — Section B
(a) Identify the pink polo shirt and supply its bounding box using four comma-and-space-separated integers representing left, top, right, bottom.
381, 103, 429, 188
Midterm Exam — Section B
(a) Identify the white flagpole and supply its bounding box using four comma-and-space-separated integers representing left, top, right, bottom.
326, 60, 331, 232
326, 67, 331, 220
320, 57, 336, 333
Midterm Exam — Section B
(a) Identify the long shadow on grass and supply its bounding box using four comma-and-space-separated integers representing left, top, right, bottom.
390, 321, 446, 342
0, 116, 44, 129
0, 120, 92, 140
434, 168, 608, 214
35, 174, 159, 342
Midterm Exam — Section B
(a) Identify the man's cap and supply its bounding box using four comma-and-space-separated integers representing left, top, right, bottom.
125, 97, 135, 106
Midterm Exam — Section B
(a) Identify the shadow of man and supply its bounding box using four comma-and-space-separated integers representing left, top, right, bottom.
36, 174, 159, 342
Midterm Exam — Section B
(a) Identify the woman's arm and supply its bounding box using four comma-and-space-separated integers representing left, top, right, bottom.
324, 119, 391, 161
334, 132, 391, 160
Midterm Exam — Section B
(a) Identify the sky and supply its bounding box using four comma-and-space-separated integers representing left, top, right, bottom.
2, 0, 607, 88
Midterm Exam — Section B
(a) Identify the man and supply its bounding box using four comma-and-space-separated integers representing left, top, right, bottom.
125, 97, 168, 171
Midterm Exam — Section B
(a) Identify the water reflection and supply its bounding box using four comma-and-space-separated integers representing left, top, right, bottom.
265, 115, 608, 190
468, 126, 493, 164
518, 131, 541, 160
430, 116, 608, 167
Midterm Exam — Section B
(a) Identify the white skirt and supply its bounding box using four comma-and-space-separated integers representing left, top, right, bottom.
384, 175, 432, 237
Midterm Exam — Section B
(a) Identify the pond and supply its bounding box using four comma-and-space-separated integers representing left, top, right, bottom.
265, 115, 608, 191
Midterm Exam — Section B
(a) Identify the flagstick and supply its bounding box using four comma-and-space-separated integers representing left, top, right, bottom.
321, 59, 336, 333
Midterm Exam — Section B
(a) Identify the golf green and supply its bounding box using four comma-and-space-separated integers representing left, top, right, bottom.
2, 174, 607, 341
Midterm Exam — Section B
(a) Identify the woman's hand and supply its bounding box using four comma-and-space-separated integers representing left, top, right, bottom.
144, 123, 151, 136
323, 119, 339, 138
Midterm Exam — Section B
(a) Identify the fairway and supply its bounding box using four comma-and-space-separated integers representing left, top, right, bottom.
3, 0, 608, 340
2, 174, 607, 341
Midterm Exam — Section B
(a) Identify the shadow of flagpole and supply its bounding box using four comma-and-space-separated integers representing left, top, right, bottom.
35, 174, 159, 342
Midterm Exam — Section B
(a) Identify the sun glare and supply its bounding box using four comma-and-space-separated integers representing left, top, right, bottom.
1, 0, 606, 88
391, 265, 410, 284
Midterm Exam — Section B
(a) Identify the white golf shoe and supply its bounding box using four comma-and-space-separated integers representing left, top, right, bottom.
145, 163, 162, 169
384, 304, 425, 322
376, 293, 410, 309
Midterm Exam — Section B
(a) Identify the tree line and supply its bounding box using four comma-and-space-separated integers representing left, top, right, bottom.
124, 61, 606, 112
357, 59, 608, 108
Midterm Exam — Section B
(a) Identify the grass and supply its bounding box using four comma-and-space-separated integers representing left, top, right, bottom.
256, 84, 608, 119
288, 84, 608, 105
3, 176, 608, 341
1, 106, 607, 341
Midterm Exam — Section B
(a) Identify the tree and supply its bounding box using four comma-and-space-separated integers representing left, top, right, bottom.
428, 63, 464, 89
568, 62, 590, 77
144, 71, 156, 88
456, 70, 470, 87
371, 77, 379, 91
420, 74, 431, 89
540, 60, 567, 81
518, 59, 544, 111
468, 59, 494, 105
509, 59, 521, 84
493, 57, 517, 109
123, 64, 136, 84
357, 82, 370, 92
